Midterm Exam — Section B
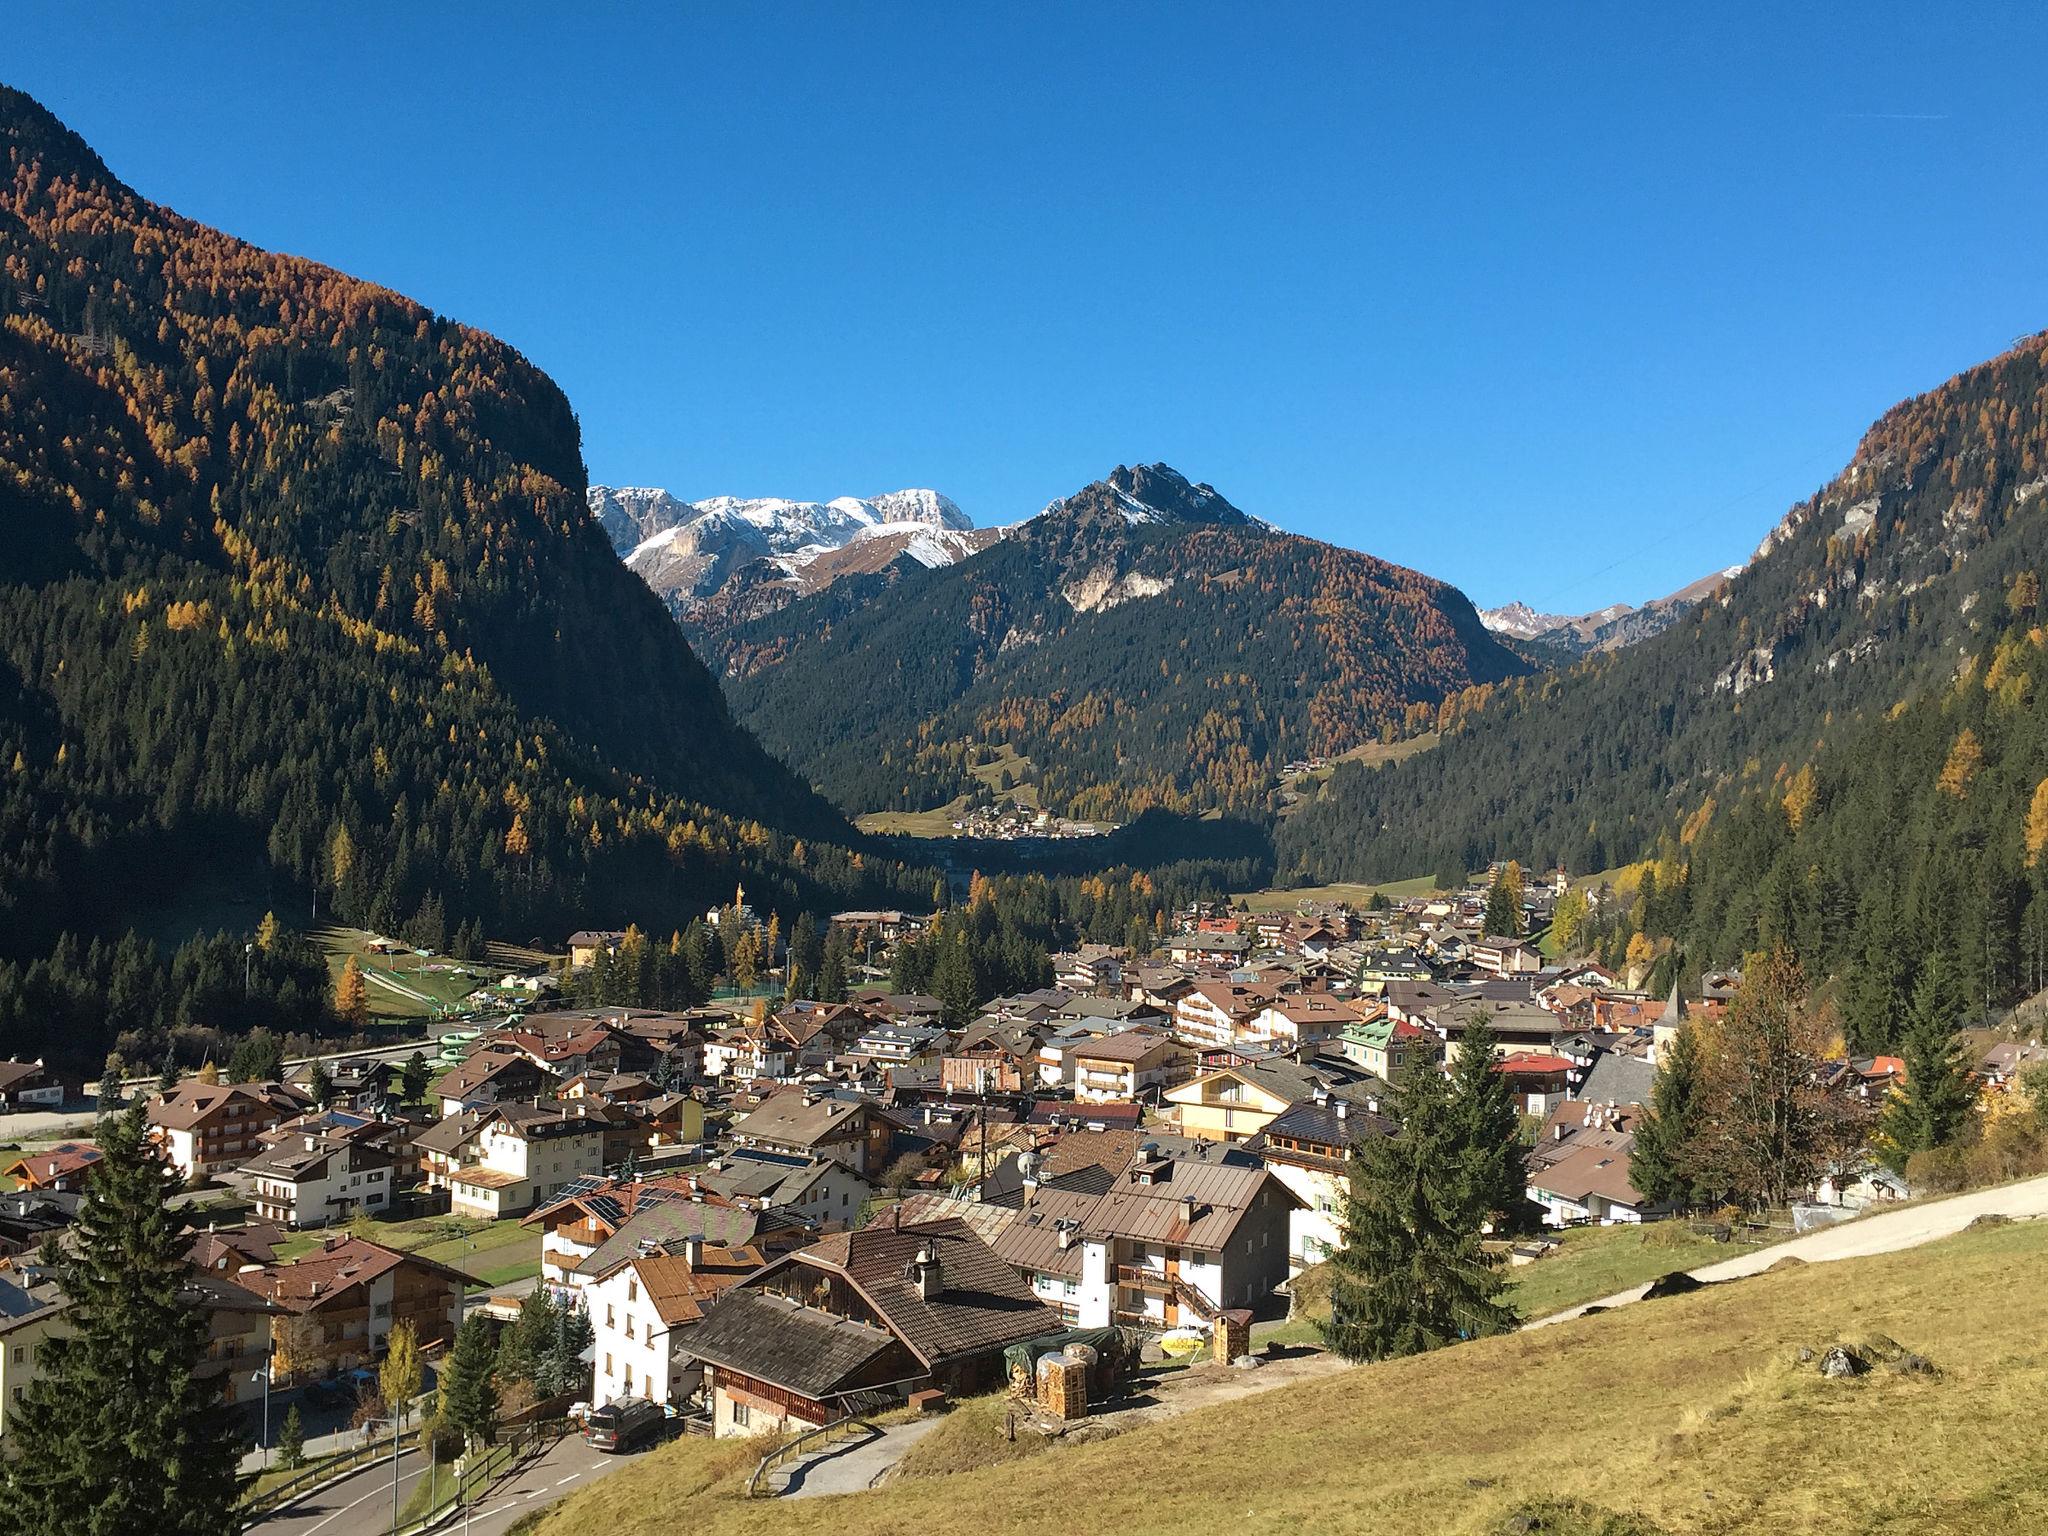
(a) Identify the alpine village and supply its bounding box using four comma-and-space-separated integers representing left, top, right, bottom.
3, 28, 2048, 1536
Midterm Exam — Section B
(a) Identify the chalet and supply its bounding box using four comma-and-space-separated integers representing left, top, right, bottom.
443, 1100, 609, 1219
1173, 980, 1275, 1050
1069, 1030, 1187, 1104
1243, 994, 1360, 1050
249, 1237, 466, 1380
696, 1150, 875, 1227
727, 1087, 899, 1176
1254, 1094, 1397, 1268
1493, 1053, 1577, 1115
1526, 1100, 1652, 1226
1165, 1057, 1380, 1144
434, 1049, 556, 1117
685, 1218, 1060, 1436
1, 1142, 100, 1194
586, 1242, 763, 1408
1470, 936, 1543, 978
567, 931, 628, 969
1168, 930, 1252, 966
240, 1121, 399, 1228
995, 1155, 1298, 1329
147, 1081, 309, 1181
286, 1056, 395, 1113
1055, 944, 1126, 995
1336, 1013, 1435, 1079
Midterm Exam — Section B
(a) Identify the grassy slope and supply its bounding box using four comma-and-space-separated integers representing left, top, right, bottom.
316, 927, 488, 1022
523, 1218, 2048, 1536
1236, 875, 1441, 912
273, 1212, 540, 1285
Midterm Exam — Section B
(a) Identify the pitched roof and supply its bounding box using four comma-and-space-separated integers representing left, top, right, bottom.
784, 1217, 1061, 1367
1080, 1157, 1299, 1248
681, 1288, 901, 1398
248, 1238, 466, 1312
729, 1087, 891, 1148
1, 1142, 101, 1184
596, 1248, 763, 1326
148, 1081, 306, 1131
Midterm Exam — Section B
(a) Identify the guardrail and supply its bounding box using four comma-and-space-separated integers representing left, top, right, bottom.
242, 1438, 394, 1521
391, 1419, 571, 1536
746, 1414, 876, 1497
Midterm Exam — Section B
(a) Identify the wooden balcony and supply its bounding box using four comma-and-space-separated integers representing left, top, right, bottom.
1116, 1265, 1172, 1293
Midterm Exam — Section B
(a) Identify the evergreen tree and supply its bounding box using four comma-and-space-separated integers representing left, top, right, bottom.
158, 1053, 178, 1093
1444, 1014, 1528, 1231
1630, 1023, 1709, 1209
307, 1059, 335, 1108
400, 1050, 430, 1105
439, 1314, 499, 1452
544, 1302, 595, 1398
1482, 862, 1524, 937
817, 935, 850, 1004
275, 1403, 305, 1470
0, 1106, 245, 1536
497, 1287, 555, 1388
1318, 1056, 1516, 1363
1878, 969, 1977, 1171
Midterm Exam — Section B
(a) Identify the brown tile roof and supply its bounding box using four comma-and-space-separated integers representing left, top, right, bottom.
247, 1238, 466, 1313
2, 1142, 101, 1185
148, 1081, 306, 1132
606, 1248, 763, 1326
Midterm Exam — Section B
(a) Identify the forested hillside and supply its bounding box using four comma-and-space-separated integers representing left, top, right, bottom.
1279, 332, 2048, 890
0, 87, 921, 977
712, 464, 1526, 821
1594, 570, 2047, 1052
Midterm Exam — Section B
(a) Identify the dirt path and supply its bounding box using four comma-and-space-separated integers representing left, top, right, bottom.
1530, 1173, 2048, 1328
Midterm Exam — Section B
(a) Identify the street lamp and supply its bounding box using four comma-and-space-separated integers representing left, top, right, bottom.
245, 941, 255, 997
252, 1358, 273, 1468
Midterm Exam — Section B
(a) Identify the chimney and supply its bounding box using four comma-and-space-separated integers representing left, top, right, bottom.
683, 1234, 704, 1268
1181, 1195, 1198, 1226
1334, 1099, 1348, 1121
1553, 1122, 1566, 1142
912, 1240, 943, 1300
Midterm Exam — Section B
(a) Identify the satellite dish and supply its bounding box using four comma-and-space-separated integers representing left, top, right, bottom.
1016, 1149, 1044, 1184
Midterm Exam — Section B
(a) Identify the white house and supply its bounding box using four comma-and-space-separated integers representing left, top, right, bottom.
586, 1242, 760, 1408
240, 1125, 399, 1228
1068, 1030, 1186, 1104
445, 1101, 608, 1219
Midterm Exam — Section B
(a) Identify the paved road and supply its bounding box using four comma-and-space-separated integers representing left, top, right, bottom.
252, 1435, 631, 1536
781, 1416, 948, 1498
1532, 1173, 2048, 1327
256, 1445, 429, 1536
428, 1435, 630, 1536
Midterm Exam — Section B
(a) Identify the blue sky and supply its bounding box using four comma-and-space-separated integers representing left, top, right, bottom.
11, 5, 2047, 610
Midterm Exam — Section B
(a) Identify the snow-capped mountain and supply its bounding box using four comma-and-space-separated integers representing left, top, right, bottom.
1480, 567, 1744, 655
588, 484, 996, 629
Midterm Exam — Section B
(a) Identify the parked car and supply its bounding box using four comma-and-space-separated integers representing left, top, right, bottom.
583, 1398, 665, 1453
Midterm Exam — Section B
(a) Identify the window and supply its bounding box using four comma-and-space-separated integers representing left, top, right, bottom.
604, 1353, 612, 1375
606, 1305, 615, 1328
626, 1317, 635, 1341
627, 1279, 638, 1303
373, 1301, 390, 1318
732, 1400, 750, 1427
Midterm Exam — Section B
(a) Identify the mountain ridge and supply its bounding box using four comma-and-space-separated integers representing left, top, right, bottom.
709, 462, 1529, 821
0, 84, 908, 963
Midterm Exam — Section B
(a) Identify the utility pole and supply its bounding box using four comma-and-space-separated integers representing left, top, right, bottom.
391, 1397, 401, 1534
